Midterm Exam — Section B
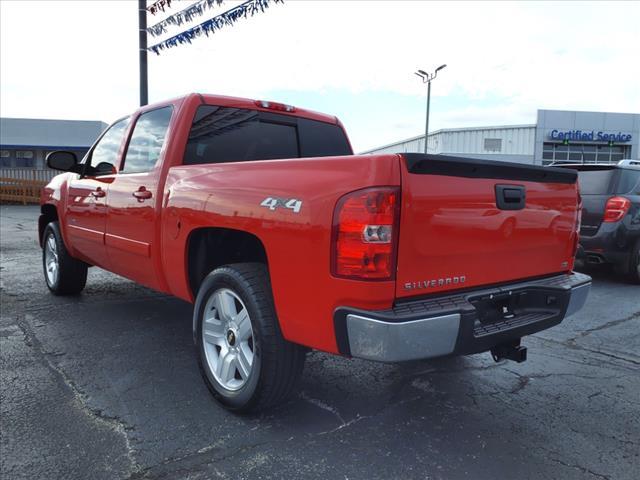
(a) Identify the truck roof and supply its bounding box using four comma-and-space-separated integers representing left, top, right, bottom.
140, 93, 339, 125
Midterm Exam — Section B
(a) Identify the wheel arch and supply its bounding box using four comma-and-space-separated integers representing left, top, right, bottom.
185, 227, 270, 300
39, 203, 59, 247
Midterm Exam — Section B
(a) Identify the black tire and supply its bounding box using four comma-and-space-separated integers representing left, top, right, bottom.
194, 263, 306, 413
628, 240, 640, 284
42, 222, 88, 295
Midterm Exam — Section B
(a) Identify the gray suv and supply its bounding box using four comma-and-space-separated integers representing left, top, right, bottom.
556, 160, 640, 283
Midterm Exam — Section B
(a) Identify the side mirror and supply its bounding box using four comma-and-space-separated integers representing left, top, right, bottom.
93, 162, 117, 176
46, 151, 80, 173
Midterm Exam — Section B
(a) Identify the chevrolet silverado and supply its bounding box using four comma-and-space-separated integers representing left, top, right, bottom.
40, 93, 591, 412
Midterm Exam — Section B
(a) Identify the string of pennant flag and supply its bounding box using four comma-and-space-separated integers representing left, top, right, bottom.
148, 0, 283, 55
147, 0, 173, 15
147, 0, 225, 37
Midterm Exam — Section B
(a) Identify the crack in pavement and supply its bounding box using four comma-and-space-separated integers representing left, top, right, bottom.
534, 336, 640, 367
126, 441, 267, 480
298, 391, 374, 435
571, 346, 640, 366
14, 315, 140, 476
545, 454, 611, 480
299, 390, 346, 424
567, 311, 640, 343
135, 387, 425, 478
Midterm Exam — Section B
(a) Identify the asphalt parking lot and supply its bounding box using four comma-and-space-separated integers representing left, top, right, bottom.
1, 204, 638, 480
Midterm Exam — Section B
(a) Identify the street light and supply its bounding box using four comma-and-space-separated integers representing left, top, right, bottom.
414, 64, 447, 154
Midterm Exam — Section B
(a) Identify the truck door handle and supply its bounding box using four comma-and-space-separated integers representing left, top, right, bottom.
90, 188, 106, 198
132, 187, 152, 201
495, 185, 525, 210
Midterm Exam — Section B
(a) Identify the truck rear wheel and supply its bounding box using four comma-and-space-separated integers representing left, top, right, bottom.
193, 263, 306, 413
42, 222, 88, 295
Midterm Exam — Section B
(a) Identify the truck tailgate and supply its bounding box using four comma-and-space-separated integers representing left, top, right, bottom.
396, 154, 579, 299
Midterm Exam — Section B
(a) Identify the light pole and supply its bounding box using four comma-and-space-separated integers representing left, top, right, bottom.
415, 64, 447, 154
138, 0, 148, 107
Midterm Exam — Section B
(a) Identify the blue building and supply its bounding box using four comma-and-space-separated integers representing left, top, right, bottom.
0, 118, 107, 170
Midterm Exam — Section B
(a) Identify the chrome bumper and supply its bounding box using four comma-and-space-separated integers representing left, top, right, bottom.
346, 313, 461, 362
337, 272, 592, 363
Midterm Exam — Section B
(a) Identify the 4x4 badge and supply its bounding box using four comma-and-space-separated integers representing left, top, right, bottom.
260, 197, 302, 213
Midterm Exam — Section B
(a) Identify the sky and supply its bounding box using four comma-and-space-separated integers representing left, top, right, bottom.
1, 0, 639, 152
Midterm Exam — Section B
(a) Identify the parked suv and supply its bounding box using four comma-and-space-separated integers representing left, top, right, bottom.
559, 160, 640, 283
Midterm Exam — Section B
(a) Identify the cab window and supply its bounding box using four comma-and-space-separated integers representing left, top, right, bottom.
183, 105, 352, 165
121, 106, 173, 174
86, 117, 129, 175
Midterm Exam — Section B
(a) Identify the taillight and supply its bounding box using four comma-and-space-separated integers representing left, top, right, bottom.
572, 187, 582, 258
603, 196, 631, 222
331, 187, 400, 280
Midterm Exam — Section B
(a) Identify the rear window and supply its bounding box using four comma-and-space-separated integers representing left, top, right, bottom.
577, 169, 616, 195
616, 169, 640, 194
183, 105, 352, 165
298, 117, 352, 157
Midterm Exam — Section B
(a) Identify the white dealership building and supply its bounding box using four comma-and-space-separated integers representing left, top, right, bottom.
363, 109, 640, 165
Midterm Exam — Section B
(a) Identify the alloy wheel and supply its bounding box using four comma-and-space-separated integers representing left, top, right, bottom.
44, 234, 59, 287
202, 288, 255, 391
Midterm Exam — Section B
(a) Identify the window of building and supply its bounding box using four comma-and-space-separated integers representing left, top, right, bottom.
542, 143, 631, 165
15, 150, 34, 159
121, 106, 173, 174
16, 157, 35, 168
484, 138, 502, 152
0, 150, 10, 158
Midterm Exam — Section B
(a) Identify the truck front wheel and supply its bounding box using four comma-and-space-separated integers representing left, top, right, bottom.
194, 263, 306, 413
42, 222, 88, 295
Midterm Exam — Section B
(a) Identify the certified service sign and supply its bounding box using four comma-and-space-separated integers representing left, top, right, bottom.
549, 129, 632, 142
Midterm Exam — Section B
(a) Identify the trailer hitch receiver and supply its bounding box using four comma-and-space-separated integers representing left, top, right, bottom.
491, 339, 527, 363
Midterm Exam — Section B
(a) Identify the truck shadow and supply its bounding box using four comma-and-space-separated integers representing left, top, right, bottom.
26, 275, 616, 478
4, 208, 632, 478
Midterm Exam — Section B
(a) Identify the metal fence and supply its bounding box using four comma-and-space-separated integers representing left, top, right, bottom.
0, 168, 58, 182
0, 169, 55, 205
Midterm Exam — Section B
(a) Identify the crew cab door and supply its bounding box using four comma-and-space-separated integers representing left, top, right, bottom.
105, 106, 173, 290
65, 118, 129, 268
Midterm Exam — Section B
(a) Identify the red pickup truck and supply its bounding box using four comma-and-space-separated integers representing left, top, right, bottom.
40, 93, 591, 412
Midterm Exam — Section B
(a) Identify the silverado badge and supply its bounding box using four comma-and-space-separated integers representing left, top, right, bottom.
404, 276, 467, 290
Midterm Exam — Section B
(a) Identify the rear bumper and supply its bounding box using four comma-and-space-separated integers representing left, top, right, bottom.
579, 222, 639, 267
334, 272, 591, 362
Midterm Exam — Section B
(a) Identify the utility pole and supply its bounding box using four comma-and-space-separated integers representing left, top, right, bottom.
425, 80, 431, 154
138, 0, 148, 106
414, 64, 447, 154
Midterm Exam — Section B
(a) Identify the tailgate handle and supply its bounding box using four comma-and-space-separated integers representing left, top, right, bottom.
495, 185, 526, 210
